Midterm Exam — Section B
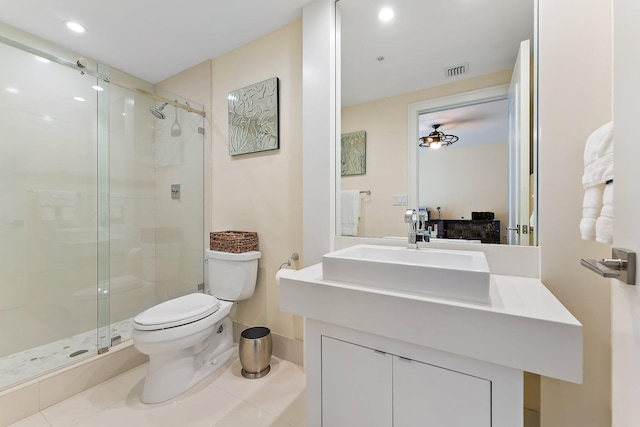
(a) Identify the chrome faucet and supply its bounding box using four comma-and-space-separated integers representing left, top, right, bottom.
404, 209, 417, 248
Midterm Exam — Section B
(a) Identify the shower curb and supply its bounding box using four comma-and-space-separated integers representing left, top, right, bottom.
0, 341, 147, 427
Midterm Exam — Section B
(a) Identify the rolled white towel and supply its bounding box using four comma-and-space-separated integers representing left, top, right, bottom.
596, 183, 613, 244
580, 185, 604, 240
581, 122, 613, 242
595, 216, 613, 244
582, 121, 614, 188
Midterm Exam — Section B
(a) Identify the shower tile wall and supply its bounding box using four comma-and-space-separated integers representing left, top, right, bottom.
107, 87, 205, 328
152, 103, 204, 301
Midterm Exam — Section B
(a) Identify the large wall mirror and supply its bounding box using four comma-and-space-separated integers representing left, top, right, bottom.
336, 0, 537, 246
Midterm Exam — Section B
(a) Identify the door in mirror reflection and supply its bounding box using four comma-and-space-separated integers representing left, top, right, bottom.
507, 40, 532, 246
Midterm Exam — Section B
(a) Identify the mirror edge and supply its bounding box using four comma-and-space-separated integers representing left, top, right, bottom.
332, 0, 540, 246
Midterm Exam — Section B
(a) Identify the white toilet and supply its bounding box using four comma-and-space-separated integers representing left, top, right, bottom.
132, 249, 261, 404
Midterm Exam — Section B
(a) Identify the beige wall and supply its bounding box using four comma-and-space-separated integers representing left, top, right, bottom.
210, 21, 304, 341
539, 0, 612, 425
341, 70, 511, 238
155, 6, 616, 425
419, 142, 507, 230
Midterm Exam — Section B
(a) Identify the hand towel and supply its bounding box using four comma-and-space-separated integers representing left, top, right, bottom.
341, 190, 361, 236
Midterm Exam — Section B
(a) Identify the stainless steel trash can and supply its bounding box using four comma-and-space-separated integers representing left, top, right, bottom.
239, 326, 272, 379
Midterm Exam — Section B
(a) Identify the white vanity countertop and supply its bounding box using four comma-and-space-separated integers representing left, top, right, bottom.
279, 264, 583, 383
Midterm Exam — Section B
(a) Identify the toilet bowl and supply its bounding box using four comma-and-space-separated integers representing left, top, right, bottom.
132, 249, 261, 403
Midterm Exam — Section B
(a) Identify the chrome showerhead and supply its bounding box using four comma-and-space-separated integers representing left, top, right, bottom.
149, 102, 168, 119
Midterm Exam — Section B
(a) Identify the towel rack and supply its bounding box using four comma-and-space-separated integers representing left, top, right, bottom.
581, 247, 635, 285
359, 190, 371, 196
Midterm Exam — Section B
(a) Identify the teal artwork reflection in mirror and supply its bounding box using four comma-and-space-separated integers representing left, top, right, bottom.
228, 77, 279, 156
341, 130, 366, 176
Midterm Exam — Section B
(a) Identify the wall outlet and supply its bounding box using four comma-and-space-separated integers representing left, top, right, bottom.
393, 194, 408, 206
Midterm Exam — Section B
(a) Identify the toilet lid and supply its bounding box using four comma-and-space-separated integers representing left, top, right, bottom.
134, 293, 220, 330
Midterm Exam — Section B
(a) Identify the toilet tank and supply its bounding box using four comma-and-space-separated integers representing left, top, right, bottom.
205, 249, 261, 301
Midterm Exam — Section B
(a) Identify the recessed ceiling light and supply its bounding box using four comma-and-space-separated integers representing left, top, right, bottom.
73, 96, 86, 102
92, 85, 104, 91
5, 87, 19, 94
378, 7, 394, 22
65, 20, 86, 33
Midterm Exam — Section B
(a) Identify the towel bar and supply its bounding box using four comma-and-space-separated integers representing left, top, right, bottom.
581, 247, 636, 285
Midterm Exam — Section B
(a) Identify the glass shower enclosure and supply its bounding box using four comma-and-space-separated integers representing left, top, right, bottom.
0, 27, 204, 390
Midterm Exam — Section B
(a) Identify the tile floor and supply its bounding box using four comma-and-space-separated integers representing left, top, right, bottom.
9, 349, 306, 427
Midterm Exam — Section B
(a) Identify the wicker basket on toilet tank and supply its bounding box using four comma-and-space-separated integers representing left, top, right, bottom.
210, 231, 258, 253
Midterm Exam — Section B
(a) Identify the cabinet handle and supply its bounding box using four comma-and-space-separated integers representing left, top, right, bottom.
398, 356, 412, 362
373, 350, 387, 356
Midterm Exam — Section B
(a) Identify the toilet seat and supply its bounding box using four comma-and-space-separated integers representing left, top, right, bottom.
134, 293, 219, 331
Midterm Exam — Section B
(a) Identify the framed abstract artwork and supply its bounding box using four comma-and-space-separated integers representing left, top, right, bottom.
341, 130, 366, 176
228, 77, 279, 156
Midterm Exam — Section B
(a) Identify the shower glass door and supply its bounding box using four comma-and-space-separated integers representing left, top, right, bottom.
0, 28, 205, 392
0, 38, 101, 388
105, 85, 205, 343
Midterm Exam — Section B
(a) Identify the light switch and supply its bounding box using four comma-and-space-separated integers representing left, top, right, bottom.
393, 194, 408, 206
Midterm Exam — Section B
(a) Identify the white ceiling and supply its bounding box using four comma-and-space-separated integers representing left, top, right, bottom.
339, 0, 532, 147
0, 0, 315, 84
0, 0, 531, 140
419, 99, 509, 148
340, 0, 533, 106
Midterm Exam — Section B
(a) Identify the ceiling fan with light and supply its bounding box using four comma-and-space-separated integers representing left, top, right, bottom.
418, 124, 459, 149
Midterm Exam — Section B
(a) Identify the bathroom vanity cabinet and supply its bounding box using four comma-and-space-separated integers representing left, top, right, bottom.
279, 258, 583, 427
310, 318, 519, 426
322, 336, 491, 426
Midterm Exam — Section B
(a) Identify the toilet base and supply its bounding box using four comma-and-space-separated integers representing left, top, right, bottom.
139, 316, 233, 404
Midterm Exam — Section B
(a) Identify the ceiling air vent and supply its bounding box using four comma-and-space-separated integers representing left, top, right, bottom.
444, 62, 469, 78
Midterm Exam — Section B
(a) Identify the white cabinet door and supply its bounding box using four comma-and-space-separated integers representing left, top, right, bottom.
321, 336, 392, 427
393, 356, 491, 427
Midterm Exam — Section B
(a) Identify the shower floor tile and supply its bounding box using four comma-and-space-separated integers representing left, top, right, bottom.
0, 318, 134, 391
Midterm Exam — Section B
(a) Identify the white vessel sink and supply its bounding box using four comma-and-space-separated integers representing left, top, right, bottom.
322, 244, 490, 304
